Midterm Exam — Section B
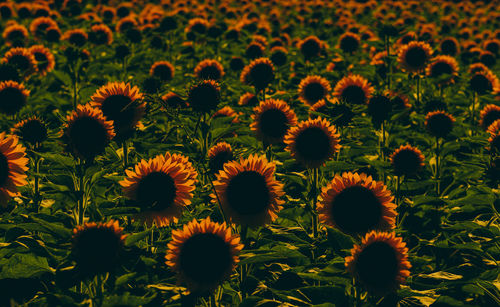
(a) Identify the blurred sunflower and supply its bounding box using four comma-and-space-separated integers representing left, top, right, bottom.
165, 217, 243, 293
284, 117, 341, 168
270, 46, 288, 67
425, 110, 455, 138
2, 47, 38, 78
212, 106, 239, 123
0, 63, 20, 82
89, 24, 113, 45
0, 133, 28, 206
29, 17, 58, 38
161, 92, 186, 109
211, 154, 284, 227
238, 92, 259, 106
0, 81, 29, 115
390, 145, 425, 177
240, 57, 275, 92
298, 36, 325, 60
469, 70, 500, 95
439, 36, 460, 56
150, 61, 174, 82
345, 231, 411, 294
479, 104, 500, 130
338, 32, 361, 53
120, 154, 196, 227
29, 45, 55, 76
187, 80, 221, 113
317, 172, 397, 236
333, 74, 374, 105
397, 41, 433, 73
487, 119, 500, 153
208, 142, 234, 174
194, 59, 225, 81
2, 24, 29, 47
426, 55, 459, 85
12, 116, 48, 146
62, 29, 88, 47
298, 76, 331, 106
251, 99, 297, 145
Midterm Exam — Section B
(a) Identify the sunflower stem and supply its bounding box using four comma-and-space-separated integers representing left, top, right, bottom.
395, 175, 401, 206
416, 74, 421, 107
471, 91, 476, 134
122, 141, 128, 168
385, 36, 391, 91
76, 160, 86, 225
435, 136, 441, 196
240, 225, 249, 297
311, 167, 320, 238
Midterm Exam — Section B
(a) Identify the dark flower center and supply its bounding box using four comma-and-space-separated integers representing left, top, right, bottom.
392, 149, 421, 176
0, 64, 20, 82
355, 241, 399, 291
294, 126, 331, 163
153, 64, 173, 81
331, 185, 383, 235
179, 233, 232, 284
136, 171, 177, 212
404, 47, 427, 69
259, 108, 289, 140
330, 104, 354, 127
0, 87, 26, 115
304, 82, 326, 104
19, 120, 47, 144
427, 114, 453, 137
73, 227, 122, 274
8, 55, 31, 72
33, 52, 48, 71
483, 110, 500, 129
301, 39, 320, 59
245, 44, 264, 59
90, 30, 109, 45
164, 95, 184, 108
340, 35, 359, 53
249, 63, 274, 90
226, 170, 270, 215
69, 33, 87, 47
431, 62, 452, 78
368, 95, 392, 125
68, 116, 108, 160
199, 65, 221, 80
470, 74, 492, 94
341, 85, 366, 104
209, 150, 233, 174
7, 30, 25, 43
101, 94, 135, 134
188, 83, 220, 113
0, 153, 9, 187
441, 40, 457, 55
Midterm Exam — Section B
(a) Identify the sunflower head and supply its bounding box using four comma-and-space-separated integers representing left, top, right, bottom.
212, 154, 284, 227
345, 231, 411, 295
208, 142, 234, 174
484, 39, 500, 55
29, 45, 55, 76
250, 99, 297, 145
29, 17, 58, 38
90, 82, 145, 141
425, 111, 455, 138
479, 104, 500, 130
397, 41, 433, 73
390, 145, 425, 177
72, 220, 126, 276
150, 61, 174, 82
298, 36, 325, 60
0, 81, 29, 115
229, 56, 245, 72
440, 37, 460, 56
367, 94, 392, 126
426, 55, 459, 85
487, 119, 500, 153
298, 76, 331, 106
240, 57, 275, 92
469, 70, 500, 95
161, 92, 186, 109
12, 116, 48, 146
187, 80, 221, 114
245, 41, 265, 60
120, 154, 196, 227
45, 26, 61, 42
194, 59, 225, 81
238, 92, 259, 106
333, 74, 374, 105
284, 116, 341, 168
165, 217, 243, 294
385, 91, 411, 110
0, 132, 28, 206
317, 172, 397, 236
2, 48, 38, 78
62, 29, 88, 47
270, 46, 288, 67
212, 106, 239, 123
338, 32, 361, 53
89, 24, 113, 45
0, 63, 20, 82
2, 24, 29, 47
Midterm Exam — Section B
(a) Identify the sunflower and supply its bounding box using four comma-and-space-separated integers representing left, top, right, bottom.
317, 172, 397, 236
90, 82, 145, 140
16, 3, 32, 19
163, 152, 198, 184
72, 220, 126, 276
333, 74, 374, 105
487, 119, 500, 153
245, 41, 265, 60
0, 132, 28, 206
368, 94, 392, 126
229, 56, 245, 72
2, 24, 29, 47
484, 39, 500, 55
386, 90, 411, 110
345, 231, 411, 294
469, 70, 500, 95
270, 46, 288, 67
298, 36, 325, 60
425, 111, 455, 138
0, 81, 29, 115
150, 61, 174, 82
390, 145, 425, 177
12, 116, 48, 146
240, 57, 275, 92
89, 24, 113, 45
194, 59, 225, 81
187, 79, 221, 114
185, 18, 210, 35
2, 48, 38, 78
479, 104, 500, 130
211, 154, 284, 227
439, 37, 460, 56
45, 26, 61, 42
238, 92, 259, 106
115, 16, 138, 33
212, 106, 239, 123
165, 217, 243, 293
62, 29, 88, 47
426, 55, 459, 85
161, 92, 186, 109
284, 117, 341, 168
208, 142, 234, 174
0, 63, 20, 82
250, 99, 297, 144
29, 45, 55, 76
397, 41, 433, 73
29, 17, 58, 38
479, 51, 496, 68
63, 104, 115, 161
120, 154, 196, 227
298, 76, 331, 106
101, 6, 116, 21
338, 32, 361, 53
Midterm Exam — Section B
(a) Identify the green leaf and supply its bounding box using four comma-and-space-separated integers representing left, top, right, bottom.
0, 254, 54, 279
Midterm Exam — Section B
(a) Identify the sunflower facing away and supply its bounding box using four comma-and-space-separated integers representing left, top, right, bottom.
345, 231, 411, 295
397, 41, 433, 73
0, 132, 28, 206
72, 220, 126, 276
333, 74, 374, 105
0, 81, 29, 115
120, 154, 196, 227
317, 172, 397, 236
284, 117, 341, 168
298, 76, 331, 106
165, 217, 243, 293
251, 99, 298, 145
390, 145, 425, 177
211, 154, 284, 227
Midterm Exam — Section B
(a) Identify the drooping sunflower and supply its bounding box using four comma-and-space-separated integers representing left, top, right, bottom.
238, 92, 259, 106
0, 132, 28, 206
2, 24, 29, 47
149, 61, 174, 82
12, 116, 48, 146
165, 217, 243, 293
240, 57, 275, 92
284, 117, 341, 168
333, 74, 374, 105
120, 154, 196, 227
212, 106, 239, 123
298, 76, 331, 106
62, 29, 88, 47
426, 55, 459, 85
0, 81, 29, 115
90, 82, 145, 141
390, 145, 425, 177
425, 111, 455, 138
317, 172, 397, 236
72, 220, 126, 276
63, 104, 115, 161
479, 104, 500, 130
89, 24, 113, 45
187, 79, 221, 113
397, 41, 433, 73
338, 32, 361, 53
2, 48, 38, 78
29, 45, 55, 76
194, 59, 225, 81
208, 142, 234, 174
345, 231, 411, 295
211, 154, 284, 227
250, 99, 297, 145
469, 70, 500, 95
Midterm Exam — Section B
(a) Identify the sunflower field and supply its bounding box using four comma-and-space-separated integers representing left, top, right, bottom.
0, 0, 499, 306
